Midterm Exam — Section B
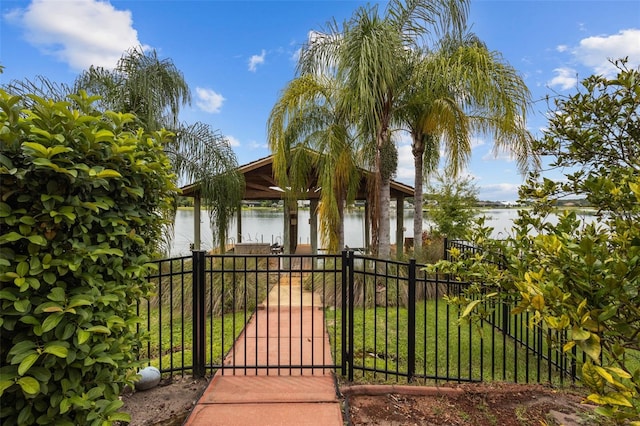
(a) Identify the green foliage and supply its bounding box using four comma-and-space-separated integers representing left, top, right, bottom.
5, 47, 243, 255
431, 60, 640, 423
0, 89, 178, 425
74, 48, 243, 253
424, 173, 479, 240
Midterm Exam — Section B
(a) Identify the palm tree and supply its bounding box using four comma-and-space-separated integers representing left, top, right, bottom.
4, 47, 243, 253
73, 47, 243, 253
73, 47, 190, 132
298, 0, 469, 258
267, 74, 360, 253
401, 34, 538, 256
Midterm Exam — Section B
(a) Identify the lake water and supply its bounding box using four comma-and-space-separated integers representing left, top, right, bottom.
170, 208, 597, 256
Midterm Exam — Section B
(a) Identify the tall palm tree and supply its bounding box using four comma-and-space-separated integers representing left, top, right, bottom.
401, 34, 538, 256
4, 47, 243, 253
298, 0, 469, 258
268, 74, 360, 253
73, 47, 190, 132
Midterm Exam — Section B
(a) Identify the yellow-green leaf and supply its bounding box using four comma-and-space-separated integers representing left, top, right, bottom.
109, 412, 131, 423
26, 235, 47, 246
41, 312, 64, 332
43, 344, 68, 358
17, 377, 40, 395
461, 300, 482, 318
14, 299, 30, 313
594, 366, 614, 384
93, 129, 115, 142
0, 380, 13, 396
587, 392, 633, 407
67, 296, 92, 309
60, 398, 71, 414
563, 341, 576, 352
531, 294, 545, 311
18, 353, 39, 375
77, 329, 90, 345
86, 325, 111, 334
95, 169, 122, 179
48, 146, 73, 158
22, 142, 48, 157
605, 366, 632, 379
580, 336, 602, 362
16, 261, 29, 277
571, 326, 590, 341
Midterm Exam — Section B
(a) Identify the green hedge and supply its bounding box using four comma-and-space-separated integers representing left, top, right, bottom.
0, 90, 177, 425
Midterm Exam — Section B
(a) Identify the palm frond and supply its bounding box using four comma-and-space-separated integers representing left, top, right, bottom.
167, 121, 243, 250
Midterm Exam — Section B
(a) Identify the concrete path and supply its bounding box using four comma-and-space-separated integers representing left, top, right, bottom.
183, 269, 344, 426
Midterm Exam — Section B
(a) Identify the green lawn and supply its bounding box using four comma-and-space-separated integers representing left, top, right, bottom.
138, 309, 248, 374
325, 299, 581, 386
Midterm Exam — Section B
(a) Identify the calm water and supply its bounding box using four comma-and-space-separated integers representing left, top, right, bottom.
170, 208, 597, 256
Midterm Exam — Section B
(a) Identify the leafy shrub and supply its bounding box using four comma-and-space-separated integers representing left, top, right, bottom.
0, 90, 177, 425
431, 60, 640, 423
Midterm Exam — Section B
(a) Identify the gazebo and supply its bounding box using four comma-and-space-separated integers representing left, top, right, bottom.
180, 154, 414, 256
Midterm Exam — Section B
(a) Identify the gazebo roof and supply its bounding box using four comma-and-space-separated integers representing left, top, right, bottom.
180, 153, 414, 200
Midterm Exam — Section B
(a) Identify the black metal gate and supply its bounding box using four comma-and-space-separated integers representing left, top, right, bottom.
142, 248, 581, 385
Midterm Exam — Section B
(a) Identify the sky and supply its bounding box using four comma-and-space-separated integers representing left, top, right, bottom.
1, 0, 639, 202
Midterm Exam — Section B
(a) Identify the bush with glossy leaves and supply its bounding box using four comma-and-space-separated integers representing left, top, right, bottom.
0, 90, 178, 425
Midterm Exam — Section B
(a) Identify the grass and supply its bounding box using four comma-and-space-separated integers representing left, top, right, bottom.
137, 255, 281, 376
138, 308, 247, 374
325, 299, 580, 386
137, 253, 638, 394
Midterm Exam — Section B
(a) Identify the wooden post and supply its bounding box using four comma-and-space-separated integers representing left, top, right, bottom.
310, 198, 318, 255
283, 198, 291, 255
193, 194, 201, 251
396, 195, 404, 259
236, 205, 242, 243
364, 200, 370, 253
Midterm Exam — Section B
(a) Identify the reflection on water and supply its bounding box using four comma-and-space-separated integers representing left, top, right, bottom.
170, 208, 597, 256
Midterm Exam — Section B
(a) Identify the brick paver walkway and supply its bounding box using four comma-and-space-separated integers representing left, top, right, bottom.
183, 267, 343, 426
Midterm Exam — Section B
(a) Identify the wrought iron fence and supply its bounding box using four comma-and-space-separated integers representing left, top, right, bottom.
139, 252, 344, 378
136, 245, 583, 386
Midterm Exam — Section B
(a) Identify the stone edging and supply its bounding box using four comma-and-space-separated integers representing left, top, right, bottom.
340, 385, 464, 397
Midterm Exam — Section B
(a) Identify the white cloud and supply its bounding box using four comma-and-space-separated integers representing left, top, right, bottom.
225, 135, 240, 147
396, 143, 414, 184
556, 45, 568, 53
573, 29, 640, 76
470, 136, 486, 150
248, 49, 266, 72
291, 47, 302, 64
5, 0, 143, 71
250, 140, 268, 150
481, 150, 516, 163
548, 67, 578, 90
479, 183, 521, 202
195, 87, 225, 113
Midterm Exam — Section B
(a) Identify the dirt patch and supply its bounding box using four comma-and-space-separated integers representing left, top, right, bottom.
120, 378, 599, 426
344, 382, 599, 426
119, 376, 208, 426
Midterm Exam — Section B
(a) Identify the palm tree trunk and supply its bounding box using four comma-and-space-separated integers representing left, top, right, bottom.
412, 134, 424, 257
378, 178, 392, 258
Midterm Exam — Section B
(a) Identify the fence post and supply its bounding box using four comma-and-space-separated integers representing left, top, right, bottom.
341, 250, 348, 377
502, 302, 510, 334
443, 237, 449, 260
347, 250, 355, 382
192, 250, 206, 378
407, 259, 416, 382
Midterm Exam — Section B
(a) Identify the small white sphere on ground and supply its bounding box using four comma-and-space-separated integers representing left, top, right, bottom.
135, 366, 161, 391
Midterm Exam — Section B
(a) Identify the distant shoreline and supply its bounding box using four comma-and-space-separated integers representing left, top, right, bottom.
176, 205, 595, 213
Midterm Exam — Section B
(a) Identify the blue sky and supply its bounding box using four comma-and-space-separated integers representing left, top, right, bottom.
2, 0, 639, 201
